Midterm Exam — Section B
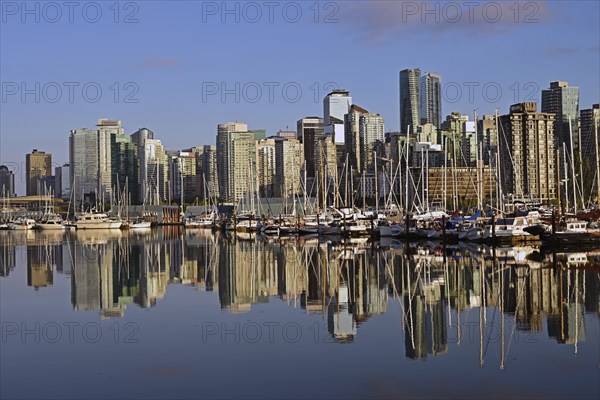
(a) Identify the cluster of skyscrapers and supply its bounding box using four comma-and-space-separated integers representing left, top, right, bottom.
1, 69, 598, 210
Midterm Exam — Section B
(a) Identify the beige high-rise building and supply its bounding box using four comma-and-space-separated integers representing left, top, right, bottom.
359, 112, 385, 173
202, 145, 219, 199
140, 139, 168, 205
256, 138, 276, 198
499, 103, 556, 201
275, 138, 304, 198
169, 151, 197, 203
97, 119, 125, 202
216, 122, 265, 202
344, 105, 385, 174
440, 112, 469, 168
232, 138, 259, 203
70, 128, 99, 204
25, 149, 52, 196
314, 136, 337, 206
416, 123, 438, 145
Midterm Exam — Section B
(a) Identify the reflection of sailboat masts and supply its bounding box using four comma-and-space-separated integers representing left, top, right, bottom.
381, 248, 410, 343
480, 255, 484, 367
406, 260, 415, 350
505, 266, 530, 368
575, 268, 579, 355
457, 262, 461, 346
500, 256, 505, 370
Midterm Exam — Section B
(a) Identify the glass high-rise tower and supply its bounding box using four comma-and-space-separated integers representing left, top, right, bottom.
420, 72, 442, 129
399, 68, 421, 134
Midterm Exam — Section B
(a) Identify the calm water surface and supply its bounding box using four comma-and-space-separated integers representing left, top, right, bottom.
1, 229, 599, 399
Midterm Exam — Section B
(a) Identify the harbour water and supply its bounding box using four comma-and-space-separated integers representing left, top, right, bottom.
1, 229, 598, 399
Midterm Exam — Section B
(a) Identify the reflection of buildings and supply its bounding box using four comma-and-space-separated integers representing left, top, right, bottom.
71, 239, 104, 311
3, 231, 598, 361
71, 232, 172, 317
27, 244, 54, 289
327, 284, 356, 343
400, 253, 447, 359
217, 239, 277, 313
478, 249, 591, 346
325, 247, 389, 343
0, 235, 16, 277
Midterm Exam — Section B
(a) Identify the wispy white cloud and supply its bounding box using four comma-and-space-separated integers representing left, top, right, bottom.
547, 47, 577, 56
335, 0, 557, 45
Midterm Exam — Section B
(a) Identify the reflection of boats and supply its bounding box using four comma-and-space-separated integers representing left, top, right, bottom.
376, 223, 403, 237
75, 228, 122, 244
75, 212, 123, 230
565, 253, 588, 265
34, 229, 67, 243
260, 225, 280, 235
127, 227, 152, 236
5, 229, 36, 241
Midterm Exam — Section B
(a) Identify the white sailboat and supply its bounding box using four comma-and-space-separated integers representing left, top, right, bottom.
36, 185, 67, 231
8, 217, 36, 230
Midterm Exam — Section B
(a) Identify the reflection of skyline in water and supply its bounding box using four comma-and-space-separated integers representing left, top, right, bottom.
1, 230, 599, 359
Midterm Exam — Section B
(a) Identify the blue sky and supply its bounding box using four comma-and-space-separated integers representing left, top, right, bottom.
1, 0, 599, 193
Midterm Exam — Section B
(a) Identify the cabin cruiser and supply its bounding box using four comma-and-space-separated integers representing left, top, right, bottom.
482, 215, 537, 242
539, 218, 600, 245
75, 212, 123, 229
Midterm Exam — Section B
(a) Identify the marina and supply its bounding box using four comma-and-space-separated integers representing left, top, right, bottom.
0, 228, 598, 399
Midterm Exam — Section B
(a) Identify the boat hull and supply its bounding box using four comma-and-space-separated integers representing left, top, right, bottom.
76, 221, 123, 229
37, 224, 67, 231
130, 222, 152, 229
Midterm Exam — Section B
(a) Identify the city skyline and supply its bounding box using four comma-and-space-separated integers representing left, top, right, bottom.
2, 80, 599, 198
1, 1, 599, 189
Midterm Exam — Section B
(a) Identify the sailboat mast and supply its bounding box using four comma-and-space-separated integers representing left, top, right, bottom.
443, 137, 447, 211
569, 118, 578, 213
563, 143, 570, 213
495, 110, 503, 214
405, 126, 410, 214
594, 112, 600, 205
577, 121, 585, 208
420, 146, 424, 210
426, 146, 429, 212
362, 171, 366, 209
374, 151, 379, 215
